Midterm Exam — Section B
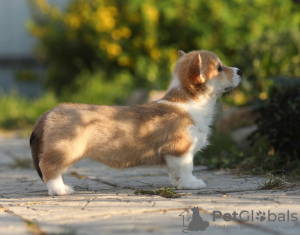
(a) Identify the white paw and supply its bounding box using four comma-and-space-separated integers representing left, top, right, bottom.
46, 176, 75, 196
64, 184, 75, 194
177, 176, 206, 189
48, 184, 74, 196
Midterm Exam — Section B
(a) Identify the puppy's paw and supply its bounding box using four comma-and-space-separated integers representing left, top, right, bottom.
48, 184, 74, 196
47, 178, 75, 196
177, 176, 206, 189
64, 184, 75, 194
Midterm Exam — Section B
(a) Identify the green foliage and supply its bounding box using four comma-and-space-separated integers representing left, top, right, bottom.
0, 69, 134, 130
0, 92, 57, 129
194, 130, 242, 169
237, 137, 278, 174
27, 0, 300, 103
60, 70, 133, 105
236, 30, 300, 100
248, 78, 300, 171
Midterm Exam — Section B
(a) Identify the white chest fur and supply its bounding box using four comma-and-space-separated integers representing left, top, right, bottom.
162, 97, 216, 154
178, 98, 216, 153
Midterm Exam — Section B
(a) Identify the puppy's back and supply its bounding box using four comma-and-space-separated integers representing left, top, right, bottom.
34, 102, 193, 169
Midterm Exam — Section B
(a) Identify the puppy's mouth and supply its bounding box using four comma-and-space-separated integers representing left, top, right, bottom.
223, 86, 234, 92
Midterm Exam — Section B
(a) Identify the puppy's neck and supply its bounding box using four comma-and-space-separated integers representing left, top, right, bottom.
159, 90, 216, 133
163, 88, 216, 104
159, 76, 217, 131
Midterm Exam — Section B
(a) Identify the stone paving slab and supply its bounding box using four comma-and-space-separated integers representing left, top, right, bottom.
0, 135, 300, 235
0, 211, 30, 235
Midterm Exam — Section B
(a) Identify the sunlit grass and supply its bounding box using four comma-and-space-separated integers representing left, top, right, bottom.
0, 92, 57, 130
134, 187, 181, 198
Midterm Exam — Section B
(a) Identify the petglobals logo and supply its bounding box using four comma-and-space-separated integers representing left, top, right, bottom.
212, 210, 298, 222
179, 206, 210, 233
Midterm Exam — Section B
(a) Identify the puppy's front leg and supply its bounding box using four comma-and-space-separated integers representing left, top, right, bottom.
165, 154, 206, 189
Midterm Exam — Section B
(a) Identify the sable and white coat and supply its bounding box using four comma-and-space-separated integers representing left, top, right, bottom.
30, 50, 242, 196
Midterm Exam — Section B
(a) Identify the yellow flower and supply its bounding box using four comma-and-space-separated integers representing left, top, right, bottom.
107, 43, 122, 57
35, 0, 61, 18
150, 49, 161, 61
144, 38, 156, 49
36, 0, 50, 14
65, 14, 80, 29
112, 27, 132, 40
28, 22, 48, 38
120, 27, 132, 38
259, 92, 267, 100
117, 56, 131, 67
50, 6, 61, 19
232, 91, 247, 105
142, 4, 159, 23
96, 7, 115, 32
212, 1, 223, 15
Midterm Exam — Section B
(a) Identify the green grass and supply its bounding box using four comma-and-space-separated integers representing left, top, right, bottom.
256, 173, 284, 190
134, 187, 181, 198
238, 173, 286, 190
0, 92, 57, 130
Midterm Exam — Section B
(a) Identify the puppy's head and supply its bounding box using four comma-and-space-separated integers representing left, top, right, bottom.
170, 50, 242, 99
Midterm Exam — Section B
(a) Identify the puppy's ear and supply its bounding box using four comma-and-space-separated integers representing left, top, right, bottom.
178, 50, 186, 58
189, 53, 205, 84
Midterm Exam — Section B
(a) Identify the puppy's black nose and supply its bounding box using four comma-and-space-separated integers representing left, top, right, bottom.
237, 69, 242, 76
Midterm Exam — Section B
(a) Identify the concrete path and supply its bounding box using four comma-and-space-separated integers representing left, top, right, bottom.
0, 134, 300, 235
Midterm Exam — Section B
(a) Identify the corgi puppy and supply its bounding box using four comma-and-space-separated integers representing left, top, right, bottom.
30, 50, 242, 196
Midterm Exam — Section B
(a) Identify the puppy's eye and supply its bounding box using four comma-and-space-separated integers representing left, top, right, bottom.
218, 65, 223, 72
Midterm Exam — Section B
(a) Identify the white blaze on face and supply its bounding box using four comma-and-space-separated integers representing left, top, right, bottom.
230, 67, 241, 87
204, 66, 242, 96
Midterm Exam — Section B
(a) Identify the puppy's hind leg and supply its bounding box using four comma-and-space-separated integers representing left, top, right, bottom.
46, 174, 74, 196
165, 154, 206, 189
39, 151, 75, 196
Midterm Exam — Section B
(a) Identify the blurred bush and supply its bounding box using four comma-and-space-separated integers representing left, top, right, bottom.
0, 92, 57, 129
27, 0, 300, 104
60, 70, 133, 105
248, 78, 300, 171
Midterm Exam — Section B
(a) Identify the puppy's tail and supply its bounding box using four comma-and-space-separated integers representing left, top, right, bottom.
30, 112, 49, 182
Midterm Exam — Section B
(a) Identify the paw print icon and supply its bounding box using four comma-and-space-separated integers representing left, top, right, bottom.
256, 211, 266, 221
